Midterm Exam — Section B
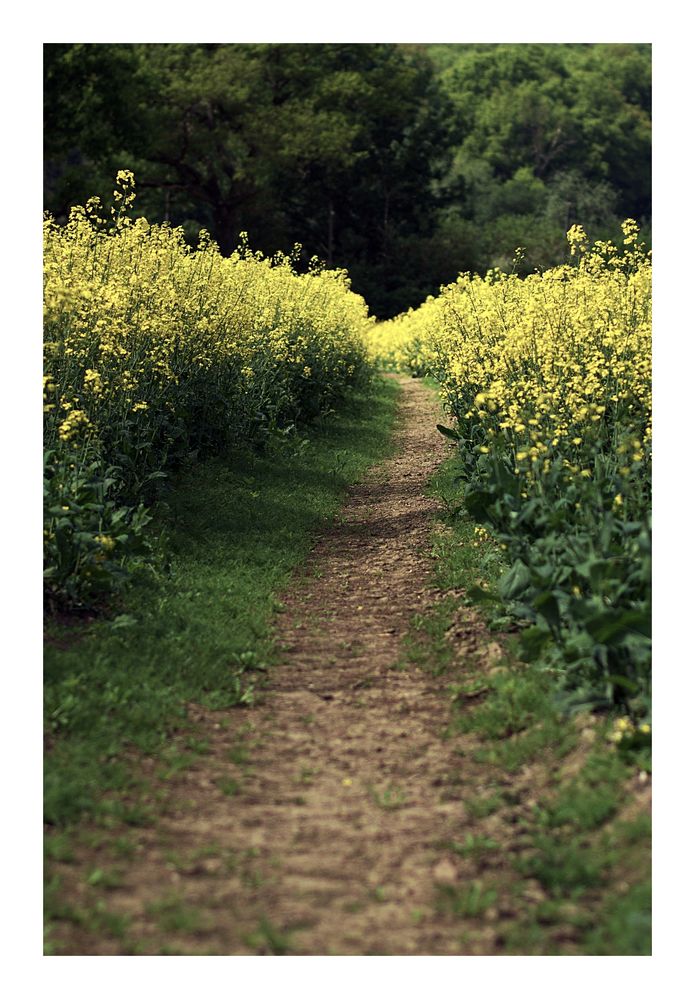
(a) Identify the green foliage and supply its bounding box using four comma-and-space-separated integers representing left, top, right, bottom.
438, 43, 650, 217
437, 881, 498, 918
582, 883, 651, 955
43, 447, 153, 610
537, 752, 625, 832
244, 917, 295, 955
44, 43, 453, 318
455, 669, 553, 740
146, 893, 206, 934
431, 43, 650, 278
421, 237, 653, 713
459, 440, 651, 710
44, 43, 650, 318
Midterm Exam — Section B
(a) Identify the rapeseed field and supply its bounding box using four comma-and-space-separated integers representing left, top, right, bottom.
365, 222, 652, 713
44, 173, 372, 608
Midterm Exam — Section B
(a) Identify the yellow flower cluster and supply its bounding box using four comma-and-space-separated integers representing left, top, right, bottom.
363, 298, 441, 375
364, 222, 651, 497
58, 409, 91, 442
608, 716, 651, 743
44, 175, 372, 465
44, 175, 375, 606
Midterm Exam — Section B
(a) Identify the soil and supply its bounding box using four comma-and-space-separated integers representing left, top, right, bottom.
46, 376, 650, 956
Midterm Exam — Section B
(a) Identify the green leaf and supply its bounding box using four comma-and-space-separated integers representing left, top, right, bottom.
518, 624, 550, 660
468, 584, 498, 603
605, 673, 640, 694
533, 590, 561, 630
436, 424, 461, 441
585, 609, 651, 644
498, 559, 533, 601
464, 487, 496, 521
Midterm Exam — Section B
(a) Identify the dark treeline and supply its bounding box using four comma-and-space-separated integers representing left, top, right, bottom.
44, 42, 651, 318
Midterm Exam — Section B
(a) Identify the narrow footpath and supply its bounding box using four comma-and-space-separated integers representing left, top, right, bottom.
50, 376, 646, 956
189, 374, 473, 954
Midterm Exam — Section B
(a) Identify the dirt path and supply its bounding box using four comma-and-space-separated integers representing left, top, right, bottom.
52, 376, 490, 954
192, 373, 471, 954
46, 375, 652, 956
169, 373, 480, 955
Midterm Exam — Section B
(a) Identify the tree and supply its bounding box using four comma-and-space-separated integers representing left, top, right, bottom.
44, 42, 651, 317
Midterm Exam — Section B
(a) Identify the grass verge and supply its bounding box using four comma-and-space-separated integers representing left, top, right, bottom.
44, 375, 400, 827
405, 444, 651, 955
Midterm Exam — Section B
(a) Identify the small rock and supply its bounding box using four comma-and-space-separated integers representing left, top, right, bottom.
432, 859, 457, 885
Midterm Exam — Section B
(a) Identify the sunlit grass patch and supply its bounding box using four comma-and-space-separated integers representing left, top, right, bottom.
44, 377, 400, 827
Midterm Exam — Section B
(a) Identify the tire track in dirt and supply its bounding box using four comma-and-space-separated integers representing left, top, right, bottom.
49, 376, 505, 955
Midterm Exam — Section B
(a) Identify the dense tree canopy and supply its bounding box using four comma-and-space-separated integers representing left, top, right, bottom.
44, 42, 651, 317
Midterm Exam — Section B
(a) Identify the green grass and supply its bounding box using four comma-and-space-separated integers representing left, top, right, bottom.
146, 893, 207, 934
428, 455, 511, 626
582, 882, 651, 955
437, 881, 498, 919
463, 789, 505, 819
44, 876, 133, 953
216, 777, 240, 797
368, 783, 408, 810
401, 596, 460, 675
393, 452, 514, 678
85, 866, 125, 890
453, 668, 555, 739
537, 751, 626, 832
244, 917, 295, 955
44, 376, 400, 826
436, 833, 500, 860
451, 665, 578, 772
